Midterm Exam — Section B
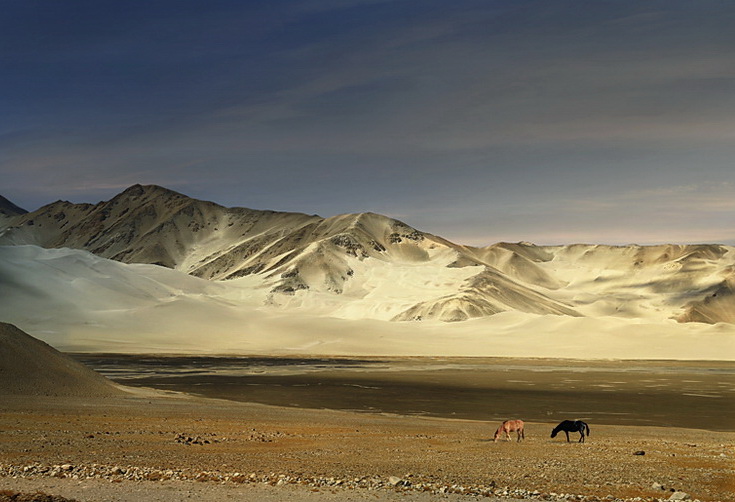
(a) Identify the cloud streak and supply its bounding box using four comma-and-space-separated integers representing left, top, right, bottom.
1, 0, 733, 245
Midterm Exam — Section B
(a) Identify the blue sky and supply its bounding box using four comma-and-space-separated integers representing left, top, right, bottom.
2, 0, 734, 245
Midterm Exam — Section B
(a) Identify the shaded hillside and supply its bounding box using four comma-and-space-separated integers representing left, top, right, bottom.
677, 271, 735, 324
0, 322, 123, 396
392, 267, 581, 322
0, 194, 27, 218
0, 185, 319, 277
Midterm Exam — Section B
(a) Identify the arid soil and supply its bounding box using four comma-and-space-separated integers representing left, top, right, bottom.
0, 393, 732, 502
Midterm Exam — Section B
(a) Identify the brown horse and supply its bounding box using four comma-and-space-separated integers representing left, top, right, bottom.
493, 419, 525, 442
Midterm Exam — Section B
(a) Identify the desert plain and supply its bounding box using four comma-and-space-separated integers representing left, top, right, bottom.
1, 337, 733, 502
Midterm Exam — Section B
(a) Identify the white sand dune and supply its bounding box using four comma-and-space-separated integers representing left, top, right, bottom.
0, 185, 733, 359
0, 244, 732, 359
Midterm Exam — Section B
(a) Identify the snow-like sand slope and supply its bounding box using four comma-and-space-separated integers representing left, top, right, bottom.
1, 245, 732, 359
1, 185, 733, 358
4, 185, 732, 326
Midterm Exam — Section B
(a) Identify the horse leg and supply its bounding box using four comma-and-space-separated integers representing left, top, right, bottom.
579, 431, 585, 443
505, 430, 511, 442
565, 431, 570, 442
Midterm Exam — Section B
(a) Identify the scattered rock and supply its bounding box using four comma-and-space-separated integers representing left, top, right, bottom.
633, 450, 645, 456
668, 492, 691, 501
388, 476, 409, 487
174, 433, 217, 446
0, 461, 705, 501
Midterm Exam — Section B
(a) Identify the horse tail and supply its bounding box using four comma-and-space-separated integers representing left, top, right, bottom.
585, 423, 590, 436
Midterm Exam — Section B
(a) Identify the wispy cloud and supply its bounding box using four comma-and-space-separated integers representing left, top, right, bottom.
1, 1, 733, 245
619, 183, 735, 211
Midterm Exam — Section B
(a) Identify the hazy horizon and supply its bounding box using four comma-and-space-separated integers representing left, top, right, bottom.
3, 183, 734, 248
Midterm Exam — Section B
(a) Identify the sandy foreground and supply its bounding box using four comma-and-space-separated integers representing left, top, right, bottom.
1, 390, 733, 502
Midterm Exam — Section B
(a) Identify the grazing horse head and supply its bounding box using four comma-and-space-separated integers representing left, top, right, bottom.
492, 425, 509, 442
493, 428, 502, 442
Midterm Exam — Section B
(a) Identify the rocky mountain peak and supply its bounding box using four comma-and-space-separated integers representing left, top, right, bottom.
0, 194, 28, 217
113, 184, 190, 203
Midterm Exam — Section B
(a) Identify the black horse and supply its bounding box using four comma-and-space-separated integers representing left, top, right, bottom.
551, 420, 590, 443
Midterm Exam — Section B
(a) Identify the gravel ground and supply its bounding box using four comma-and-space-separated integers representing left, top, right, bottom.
0, 393, 732, 502
0, 477, 513, 502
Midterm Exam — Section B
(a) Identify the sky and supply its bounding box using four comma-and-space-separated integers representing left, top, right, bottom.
1, 0, 734, 246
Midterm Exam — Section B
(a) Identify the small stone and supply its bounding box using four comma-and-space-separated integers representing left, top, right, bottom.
388, 476, 404, 486
668, 492, 690, 501
652, 482, 665, 490
633, 450, 645, 455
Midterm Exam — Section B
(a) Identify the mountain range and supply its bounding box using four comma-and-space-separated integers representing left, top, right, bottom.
0, 184, 732, 357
